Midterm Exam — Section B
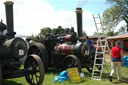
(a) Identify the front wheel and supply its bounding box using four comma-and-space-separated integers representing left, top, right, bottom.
86, 58, 102, 73
86, 53, 102, 73
24, 54, 45, 85
63, 55, 82, 72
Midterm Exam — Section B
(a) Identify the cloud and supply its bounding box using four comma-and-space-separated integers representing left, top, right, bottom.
0, 0, 6, 23
115, 21, 126, 32
0, 0, 96, 36
82, 10, 96, 35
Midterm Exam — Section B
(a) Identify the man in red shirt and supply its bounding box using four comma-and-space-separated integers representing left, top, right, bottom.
109, 40, 123, 82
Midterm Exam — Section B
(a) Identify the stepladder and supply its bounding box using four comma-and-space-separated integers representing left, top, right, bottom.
91, 37, 111, 80
93, 14, 104, 34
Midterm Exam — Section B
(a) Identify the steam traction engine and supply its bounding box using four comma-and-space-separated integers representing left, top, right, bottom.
0, 1, 44, 85
27, 8, 101, 73
28, 31, 94, 73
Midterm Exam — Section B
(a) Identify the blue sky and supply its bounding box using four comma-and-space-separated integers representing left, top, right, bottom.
46, 0, 110, 14
0, 0, 112, 36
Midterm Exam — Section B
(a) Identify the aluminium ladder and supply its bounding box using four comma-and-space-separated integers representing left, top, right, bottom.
92, 14, 111, 80
91, 37, 110, 80
93, 14, 104, 33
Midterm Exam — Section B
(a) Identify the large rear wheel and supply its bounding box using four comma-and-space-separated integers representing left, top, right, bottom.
24, 54, 45, 85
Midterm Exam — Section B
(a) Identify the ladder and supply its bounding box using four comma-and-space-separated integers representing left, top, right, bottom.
91, 37, 110, 80
93, 14, 104, 34
92, 14, 111, 80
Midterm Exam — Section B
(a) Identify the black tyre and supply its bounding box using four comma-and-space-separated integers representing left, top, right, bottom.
87, 54, 102, 73
28, 42, 49, 71
63, 55, 82, 72
24, 54, 45, 85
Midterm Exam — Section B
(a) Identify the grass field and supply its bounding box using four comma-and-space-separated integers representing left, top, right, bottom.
2, 65, 128, 85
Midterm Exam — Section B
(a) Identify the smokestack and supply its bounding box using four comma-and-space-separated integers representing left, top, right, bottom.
76, 8, 83, 37
4, 0, 15, 38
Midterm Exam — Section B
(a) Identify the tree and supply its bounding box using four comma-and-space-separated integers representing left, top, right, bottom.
52, 26, 71, 35
105, 31, 118, 36
53, 26, 64, 35
82, 31, 87, 36
93, 31, 104, 36
102, 0, 128, 32
26, 34, 39, 41
118, 25, 127, 34
39, 27, 52, 38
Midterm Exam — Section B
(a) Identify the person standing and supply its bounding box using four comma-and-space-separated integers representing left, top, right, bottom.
86, 36, 95, 54
109, 40, 123, 82
86, 36, 95, 61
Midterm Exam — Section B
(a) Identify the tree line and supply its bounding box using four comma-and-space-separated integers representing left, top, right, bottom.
27, 26, 87, 41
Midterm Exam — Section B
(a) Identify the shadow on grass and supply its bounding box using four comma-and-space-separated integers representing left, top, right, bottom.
102, 72, 128, 84
46, 68, 61, 74
2, 80, 23, 85
46, 68, 69, 74
76, 79, 86, 84
112, 77, 128, 84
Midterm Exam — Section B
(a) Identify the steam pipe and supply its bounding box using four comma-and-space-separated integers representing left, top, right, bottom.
4, 0, 15, 39
76, 8, 83, 37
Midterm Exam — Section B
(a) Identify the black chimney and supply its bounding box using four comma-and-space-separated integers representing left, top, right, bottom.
76, 8, 83, 37
4, 0, 15, 39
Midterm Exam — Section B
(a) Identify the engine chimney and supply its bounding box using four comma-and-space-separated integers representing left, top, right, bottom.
76, 8, 83, 37
4, 0, 15, 39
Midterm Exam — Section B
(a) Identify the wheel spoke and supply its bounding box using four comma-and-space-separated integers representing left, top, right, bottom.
35, 74, 39, 83
35, 67, 40, 72
35, 74, 40, 78
33, 75, 37, 84
31, 74, 34, 83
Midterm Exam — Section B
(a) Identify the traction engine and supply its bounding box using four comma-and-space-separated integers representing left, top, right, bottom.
0, 1, 44, 85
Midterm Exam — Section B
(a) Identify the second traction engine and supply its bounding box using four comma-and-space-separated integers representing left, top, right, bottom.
38, 32, 91, 71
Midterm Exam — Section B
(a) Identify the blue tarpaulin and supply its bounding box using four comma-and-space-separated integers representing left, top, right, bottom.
123, 56, 128, 67
53, 70, 69, 83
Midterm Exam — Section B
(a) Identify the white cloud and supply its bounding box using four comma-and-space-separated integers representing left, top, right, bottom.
82, 11, 96, 35
0, 0, 6, 23
115, 21, 126, 32
0, 0, 96, 36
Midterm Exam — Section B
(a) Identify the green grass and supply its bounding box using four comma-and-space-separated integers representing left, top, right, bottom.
2, 66, 128, 85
